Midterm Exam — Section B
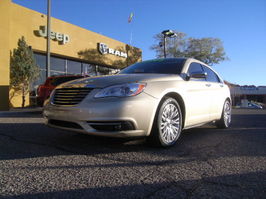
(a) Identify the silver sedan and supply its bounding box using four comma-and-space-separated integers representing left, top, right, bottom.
43, 58, 231, 147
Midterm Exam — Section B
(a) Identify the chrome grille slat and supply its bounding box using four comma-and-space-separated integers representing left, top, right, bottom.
53, 93, 88, 96
54, 94, 87, 97
54, 96, 86, 99
53, 100, 82, 102
55, 91, 89, 94
52, 88, 93, 106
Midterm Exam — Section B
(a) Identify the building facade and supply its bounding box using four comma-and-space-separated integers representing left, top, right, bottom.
225, 82, 266, 107
0, 0, 142, 110
230, 86, 266, 107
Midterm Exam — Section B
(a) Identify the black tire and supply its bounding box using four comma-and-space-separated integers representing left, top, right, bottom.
148, 97, 182, 147
216, 100, 232, 129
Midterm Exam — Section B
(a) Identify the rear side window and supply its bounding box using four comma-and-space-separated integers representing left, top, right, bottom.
202, 66, 221, 83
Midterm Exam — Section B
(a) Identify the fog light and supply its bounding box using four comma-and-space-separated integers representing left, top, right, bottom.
87, 121, 135, 131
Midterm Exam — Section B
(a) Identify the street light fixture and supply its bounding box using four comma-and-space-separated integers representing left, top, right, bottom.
161, 30, 177, 58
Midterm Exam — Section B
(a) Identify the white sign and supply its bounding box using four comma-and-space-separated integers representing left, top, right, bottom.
37, 26, 70, 44
98, 43, 127, 58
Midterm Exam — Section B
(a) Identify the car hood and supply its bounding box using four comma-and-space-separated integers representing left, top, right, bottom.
57, 74, 183, 89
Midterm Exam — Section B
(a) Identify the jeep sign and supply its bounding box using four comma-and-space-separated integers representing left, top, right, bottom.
98, 43, 127, 58
37, 26, 70, 44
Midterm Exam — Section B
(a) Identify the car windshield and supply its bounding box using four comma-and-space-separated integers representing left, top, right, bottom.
120, 58, 185, 75
51, 76, 83, 86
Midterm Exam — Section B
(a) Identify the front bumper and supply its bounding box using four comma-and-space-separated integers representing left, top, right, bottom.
43, 92, 158, 137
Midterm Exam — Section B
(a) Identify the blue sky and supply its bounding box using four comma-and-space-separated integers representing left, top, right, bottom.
13, 0, 266, 86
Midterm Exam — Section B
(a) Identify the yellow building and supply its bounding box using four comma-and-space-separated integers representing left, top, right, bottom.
0, 0, 142, 111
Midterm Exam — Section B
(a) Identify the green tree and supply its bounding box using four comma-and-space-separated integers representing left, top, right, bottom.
150, 31, 228, 65
10, 36, 40, 108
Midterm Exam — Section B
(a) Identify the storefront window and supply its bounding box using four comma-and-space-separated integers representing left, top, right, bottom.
34, 53, 46, 69
98, 65, 111, 75
51, 56, 66, 74
50, 70, 65, 76
38, 70, 47, 85
82, 63, 97, 76
33, 52, 115, 88
67, 60, 82, 74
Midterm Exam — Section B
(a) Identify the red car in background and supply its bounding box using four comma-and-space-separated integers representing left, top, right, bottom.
37, 75, 88, 106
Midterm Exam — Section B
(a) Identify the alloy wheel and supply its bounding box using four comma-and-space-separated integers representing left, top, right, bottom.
160, 103, 181, 144
224, 101, 231, 127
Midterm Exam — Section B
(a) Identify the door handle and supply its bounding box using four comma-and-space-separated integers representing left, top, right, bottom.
220, 84, 224, 87
205, 83, 211, 87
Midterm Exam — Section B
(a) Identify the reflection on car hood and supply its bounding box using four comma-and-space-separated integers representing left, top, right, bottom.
57, 74, 183, 89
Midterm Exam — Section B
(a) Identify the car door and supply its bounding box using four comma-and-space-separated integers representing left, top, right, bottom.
202, 65, 225, 120
184, 62, 211, 126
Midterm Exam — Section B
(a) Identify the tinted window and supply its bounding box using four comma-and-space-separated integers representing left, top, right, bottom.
188, 62, 204, 75
120, 58, 185, 75
202, 66, 220, 83
188, 62, 205, 81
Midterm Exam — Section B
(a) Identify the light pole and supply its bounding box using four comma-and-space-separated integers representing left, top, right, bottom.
161, 30, 177, 58
46, 0, 51, 78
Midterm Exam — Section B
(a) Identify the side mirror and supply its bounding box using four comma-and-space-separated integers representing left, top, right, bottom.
187, 72, 207, 80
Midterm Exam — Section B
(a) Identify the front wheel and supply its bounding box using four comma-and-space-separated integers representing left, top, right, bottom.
216, 100, 232, 128
148, 97, 182, 147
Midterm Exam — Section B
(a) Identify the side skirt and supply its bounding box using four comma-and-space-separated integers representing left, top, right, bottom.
183, 121, 215, 130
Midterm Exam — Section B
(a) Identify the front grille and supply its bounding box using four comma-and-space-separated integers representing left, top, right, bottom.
52, 88, 93, 106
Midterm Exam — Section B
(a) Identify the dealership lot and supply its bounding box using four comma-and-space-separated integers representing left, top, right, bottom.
0, 109, 265, 198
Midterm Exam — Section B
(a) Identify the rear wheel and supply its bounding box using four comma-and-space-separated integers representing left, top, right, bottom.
148, 97, 182, 147
216, 100, 231, 128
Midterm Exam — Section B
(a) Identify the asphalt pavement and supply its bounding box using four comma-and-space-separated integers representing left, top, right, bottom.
0, 109, 265, 199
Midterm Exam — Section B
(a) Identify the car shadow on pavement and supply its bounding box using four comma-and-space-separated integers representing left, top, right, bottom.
0, 121, 189, 160
1, 171, 265, 199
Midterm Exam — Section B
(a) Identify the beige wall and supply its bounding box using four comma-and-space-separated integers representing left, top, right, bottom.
0, 0, 142, 110
0, 0, 11, 110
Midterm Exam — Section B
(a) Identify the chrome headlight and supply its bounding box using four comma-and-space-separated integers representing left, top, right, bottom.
94, 83, 146, 98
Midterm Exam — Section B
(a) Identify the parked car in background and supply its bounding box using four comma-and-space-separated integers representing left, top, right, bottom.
239, 99, 264, 109
247, 102, 263, 109
43, 58, 231, 147
37, 75, 88, 106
